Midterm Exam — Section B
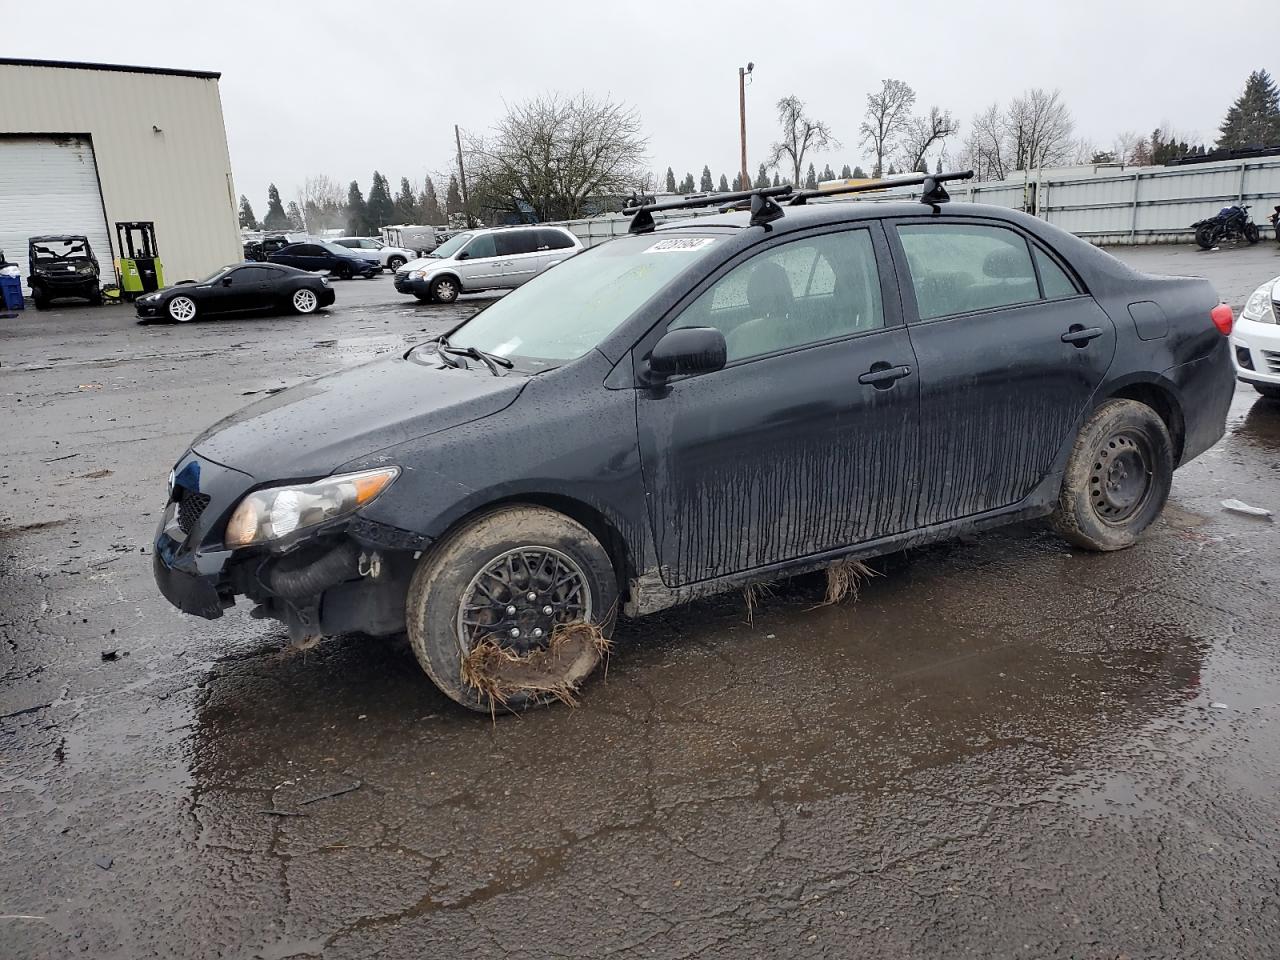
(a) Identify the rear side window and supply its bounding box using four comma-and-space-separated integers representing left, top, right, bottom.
1033, 246, 1079, 298
538, 229, 576, 250
334, 239, 355, 248
897, 223, 1039, 320
495, 231, 538, 256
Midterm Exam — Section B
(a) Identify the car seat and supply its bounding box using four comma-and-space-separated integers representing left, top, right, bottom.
724, 261, 796, 360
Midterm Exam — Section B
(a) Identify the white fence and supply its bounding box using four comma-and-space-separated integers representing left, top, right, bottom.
547, 156, 1280, 248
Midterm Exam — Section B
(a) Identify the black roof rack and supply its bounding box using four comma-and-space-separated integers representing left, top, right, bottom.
789, 169, 974, 212
622, 170, 975, 234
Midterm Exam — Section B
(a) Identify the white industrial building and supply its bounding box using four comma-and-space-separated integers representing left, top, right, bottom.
0, 57, 241, 294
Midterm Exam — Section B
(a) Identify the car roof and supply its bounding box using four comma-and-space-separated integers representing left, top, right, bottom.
30, 234, 91, 242
652, 200, 1030, 234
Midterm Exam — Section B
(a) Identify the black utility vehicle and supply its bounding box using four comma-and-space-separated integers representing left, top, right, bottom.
268, 241, 380, 279
154, 173, 1236, 713
28, 235, 102, 308
135, 263, 335, 322
243, 235, 292, 262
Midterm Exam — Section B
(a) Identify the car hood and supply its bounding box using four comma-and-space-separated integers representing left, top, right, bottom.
191, 352, 526, 479
400, 255, 452, 273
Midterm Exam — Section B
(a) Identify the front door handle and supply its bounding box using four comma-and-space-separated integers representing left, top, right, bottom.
858, 362, 912, 388
1061, 325, 1104, 346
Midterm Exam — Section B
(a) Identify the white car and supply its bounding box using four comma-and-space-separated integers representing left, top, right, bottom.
332, 237, 415, 272
1232, 277, 1280, 399
392, 225, 583, 303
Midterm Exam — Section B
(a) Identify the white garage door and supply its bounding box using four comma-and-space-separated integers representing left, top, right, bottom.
0, 135, 114, 296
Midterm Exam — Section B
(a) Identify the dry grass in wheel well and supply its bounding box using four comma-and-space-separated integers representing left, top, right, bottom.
818, 557, 879, 607
460, 620, 611, 710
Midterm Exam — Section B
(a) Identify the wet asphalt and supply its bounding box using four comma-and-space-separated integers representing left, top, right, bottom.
2, 243, 1280, 959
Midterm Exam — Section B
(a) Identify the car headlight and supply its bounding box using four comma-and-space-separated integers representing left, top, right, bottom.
411, 269, 430, 280
320, 277, 329, 286
224, 467, 399, 548
1242, 279, 1278, 324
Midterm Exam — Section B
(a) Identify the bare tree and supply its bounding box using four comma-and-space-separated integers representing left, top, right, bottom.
768, 95, 837, 187
1111, 130, 1142, 164
1005, 88, 1074, 170
296, 175, 346, 233
898, 106, 958, 172
959, 103, 1008, 181
860, 79, 916, 177
466, 92, 648, 222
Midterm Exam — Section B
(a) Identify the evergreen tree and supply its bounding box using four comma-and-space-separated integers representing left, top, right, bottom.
285, 201, 304, 230
803, 163, 818, 189
365, 172, 394, 230
238, 195, 259, 230
886, 164, 898, 176
772, 173, 781, 187
346, 180, 369, 236
755, 163, 770, 189
732, 172, 744, 190
393, 177, 417, 223
820, 163, 835, 182
935, 157, 943, 174
840, 164, 852, 178
419, 178, 444, 224
700, 165, 714, 192
665, 167, 677, 192
262, 183, 289, 230
916, 158, 929, 173
1216, 69, 1280, 149
680, 172, 696, 193
717, 173, 730, 192
445, 175, 464, 217
852, 165, 867, 178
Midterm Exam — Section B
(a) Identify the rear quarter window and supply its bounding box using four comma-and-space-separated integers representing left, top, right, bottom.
1033, 246, 1080, 298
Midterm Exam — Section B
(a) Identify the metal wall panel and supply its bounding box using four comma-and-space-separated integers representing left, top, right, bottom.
0, 62, 242, 286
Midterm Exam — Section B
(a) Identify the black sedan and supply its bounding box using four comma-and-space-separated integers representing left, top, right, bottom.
152, 174, 1235, 714
135, 263, 335, 322
268, 241, 380, 279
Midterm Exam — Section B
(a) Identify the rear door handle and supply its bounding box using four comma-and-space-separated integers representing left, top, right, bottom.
1061, 325, 1104, 346
858, 363, 912, 388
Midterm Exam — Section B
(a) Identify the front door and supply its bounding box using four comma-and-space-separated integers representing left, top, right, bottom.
495, 230, 542, 287
635, 224, 920, 587
889, 218, 1118, 527
454, 234, 505, 289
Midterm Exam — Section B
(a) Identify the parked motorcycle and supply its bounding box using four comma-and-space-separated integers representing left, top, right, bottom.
1269, 204, 1280, 244
1192, 204, 1260, 249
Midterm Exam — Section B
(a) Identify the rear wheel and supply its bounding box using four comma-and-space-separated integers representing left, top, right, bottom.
1050, 399, 1174, 551
1244, 222, 1260, 244
1254, 383, 1280, 399
388, 255, 406, 271
430, 275, 459, 303
405, 505, 617, 713
336, 263, 351, 281
291, 288, 319, 314
1195, 223, 1220, 249
167, 295, 197, 323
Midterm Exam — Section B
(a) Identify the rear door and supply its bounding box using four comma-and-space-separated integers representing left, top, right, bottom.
889, 218, 1117, 525
635, 223, 920, 586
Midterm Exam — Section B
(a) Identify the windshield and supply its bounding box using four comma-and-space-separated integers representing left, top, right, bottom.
198, 266, 237, 283
32, 239, 91, 261
448, 233, 724, 366
429, 232, 473, 259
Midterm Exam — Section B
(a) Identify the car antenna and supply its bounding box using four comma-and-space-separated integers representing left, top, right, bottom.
624, 185, 794, 234
787, 169, 975, 212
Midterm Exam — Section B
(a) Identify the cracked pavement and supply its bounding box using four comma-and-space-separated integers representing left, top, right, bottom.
3, 246, 1280, 958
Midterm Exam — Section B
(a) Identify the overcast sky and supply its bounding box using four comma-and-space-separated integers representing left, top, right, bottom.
6, 0, 1273, 211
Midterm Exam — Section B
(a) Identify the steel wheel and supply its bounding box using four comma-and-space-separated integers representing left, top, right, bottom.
168, 296, 196, 322
1089, 431, 1154, 524
455, 546, 592, 657
292, 288, 318, 313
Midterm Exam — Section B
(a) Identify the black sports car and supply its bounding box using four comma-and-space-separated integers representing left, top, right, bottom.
135, 263, 335, 322
268, 241, 380, 279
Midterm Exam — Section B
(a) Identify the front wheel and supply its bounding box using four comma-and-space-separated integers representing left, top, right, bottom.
1050, 399, 1174, 551
430, 275, 460, 303
167, 295, 197, 323
336, 263, 351, 281
405, 505, 618, 713
291, 288, 319, 314
1254, 383, 1280, 400
1244, 222, 1260, 244
1195, 223, 1220, 250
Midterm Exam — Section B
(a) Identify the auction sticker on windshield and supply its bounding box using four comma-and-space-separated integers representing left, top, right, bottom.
644, 238, 716, 253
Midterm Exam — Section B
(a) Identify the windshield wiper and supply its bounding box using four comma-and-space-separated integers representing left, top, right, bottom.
433, 336, 513, 376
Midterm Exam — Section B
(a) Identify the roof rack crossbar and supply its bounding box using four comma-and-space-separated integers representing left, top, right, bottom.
624, 185, 794, 234
788, 169, 974, 207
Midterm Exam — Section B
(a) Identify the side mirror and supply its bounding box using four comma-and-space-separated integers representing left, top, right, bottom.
647, 327, 727, 380
456, 250, 470, 260
221, 276, 233, 286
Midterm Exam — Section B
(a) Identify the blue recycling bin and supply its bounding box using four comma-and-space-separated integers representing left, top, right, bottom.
0, 274, 24, 312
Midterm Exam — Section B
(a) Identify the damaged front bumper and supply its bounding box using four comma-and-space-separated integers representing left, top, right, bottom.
152, 452, 431, 638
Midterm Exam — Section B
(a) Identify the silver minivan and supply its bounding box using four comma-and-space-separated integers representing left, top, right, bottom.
392, 225, 583, 303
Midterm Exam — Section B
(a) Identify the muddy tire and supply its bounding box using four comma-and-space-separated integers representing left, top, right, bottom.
405, 505, 618, 713
1050, 399, 1174, 551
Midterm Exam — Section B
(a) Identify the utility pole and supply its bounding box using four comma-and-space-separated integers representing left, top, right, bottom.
455, 124, 473, 228
738, 62, 753, 190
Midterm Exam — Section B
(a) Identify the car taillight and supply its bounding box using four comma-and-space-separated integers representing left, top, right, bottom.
1211, 303, 1233, 336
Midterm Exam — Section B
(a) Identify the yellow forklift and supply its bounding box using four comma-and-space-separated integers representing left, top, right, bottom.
115, 222, 164, 301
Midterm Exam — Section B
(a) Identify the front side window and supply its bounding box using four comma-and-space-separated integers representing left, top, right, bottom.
671, 229, 885, 364
464, 234, 497, 260
448, 232, 722, 367
897, 223, 1041, 320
